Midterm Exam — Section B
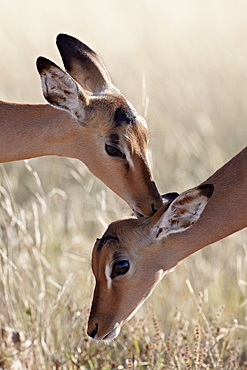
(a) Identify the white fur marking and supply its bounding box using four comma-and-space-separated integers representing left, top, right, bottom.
125, 147, 134, 169
105, 265, 112, 290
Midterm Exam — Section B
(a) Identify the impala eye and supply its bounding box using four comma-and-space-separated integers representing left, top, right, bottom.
105, 144, 125, 158
111, 260, 129, 279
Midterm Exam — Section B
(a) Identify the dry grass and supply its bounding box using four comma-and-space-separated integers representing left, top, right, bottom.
0, 0, 247, 368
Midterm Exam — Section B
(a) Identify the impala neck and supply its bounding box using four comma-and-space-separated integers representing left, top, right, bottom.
160, 146, 247, 270
0, 101, 85, 163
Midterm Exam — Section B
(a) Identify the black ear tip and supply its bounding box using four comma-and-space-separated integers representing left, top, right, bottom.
198, 184, 214, 198
57, 33, 67, 39
162, 192, 179, 203
36, 56, 47, 73
56, 33, 79, 49
36, 56, 59, 74
56, 33, 68, 46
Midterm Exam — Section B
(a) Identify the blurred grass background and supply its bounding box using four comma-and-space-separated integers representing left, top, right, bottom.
0, 0, 247, 368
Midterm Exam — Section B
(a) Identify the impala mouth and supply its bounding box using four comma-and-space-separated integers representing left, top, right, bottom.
133, 210, 144, 218
133, 203, 159, 218
102, 324, 121, 341
88, 322, 121, 341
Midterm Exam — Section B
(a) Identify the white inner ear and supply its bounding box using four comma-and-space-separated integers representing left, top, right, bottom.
41, 67, 87, 123
150, 188, 210, 240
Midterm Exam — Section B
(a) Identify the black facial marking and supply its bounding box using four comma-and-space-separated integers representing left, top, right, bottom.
156, 228, 164, 238
114, 107, 136, 126
97, 235, 119, 252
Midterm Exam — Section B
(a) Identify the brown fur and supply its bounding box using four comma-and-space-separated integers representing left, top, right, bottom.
0, 34, 163, 217
88, 147, 247, 340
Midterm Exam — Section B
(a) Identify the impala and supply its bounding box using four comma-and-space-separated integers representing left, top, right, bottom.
0, 34, 162, 217
88, 146, 247, 340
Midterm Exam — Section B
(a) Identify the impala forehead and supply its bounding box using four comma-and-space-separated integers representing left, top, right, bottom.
93, 91, 148, 135
113, 105, 136, 126
93, 218, 143, 256
91, 91, 135, 123
113, 103, 148, 133
118, 122, 149, 162
92, 232, 134, 275
92, 236, 117, 274
96, 235, 119, 253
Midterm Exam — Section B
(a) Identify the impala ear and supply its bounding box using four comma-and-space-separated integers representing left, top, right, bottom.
149, 184, 214, 240
56, 33, 113, 93
36, 57, 89, 124
161, 192, 179, 203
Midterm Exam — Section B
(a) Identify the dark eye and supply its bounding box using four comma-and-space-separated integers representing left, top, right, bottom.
111, 260, 129, 279
105, 144, 125, 158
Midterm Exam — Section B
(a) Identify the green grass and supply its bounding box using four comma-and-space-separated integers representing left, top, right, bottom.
0, 0, 247, 368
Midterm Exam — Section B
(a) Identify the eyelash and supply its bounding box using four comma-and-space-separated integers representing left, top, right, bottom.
111, 260, 130, 279
105, 143, 126, 159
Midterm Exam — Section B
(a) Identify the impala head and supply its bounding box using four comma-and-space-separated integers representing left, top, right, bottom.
87, 184, 214, 340
36, 34, 162, 217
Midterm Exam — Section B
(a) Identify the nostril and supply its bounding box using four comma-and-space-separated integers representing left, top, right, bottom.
88, 323, 98, 338
151, 203, 158, 214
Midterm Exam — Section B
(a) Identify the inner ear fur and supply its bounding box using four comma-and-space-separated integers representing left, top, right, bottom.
149, 184, 214, 239
36, 56, 90, 123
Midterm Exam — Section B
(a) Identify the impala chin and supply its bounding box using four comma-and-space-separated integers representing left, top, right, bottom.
102, 323, 121, 341
90, 322, 121, 342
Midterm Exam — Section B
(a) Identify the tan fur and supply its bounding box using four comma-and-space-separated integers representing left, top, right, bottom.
88, 146, 247, 340
0, 34, 163, 217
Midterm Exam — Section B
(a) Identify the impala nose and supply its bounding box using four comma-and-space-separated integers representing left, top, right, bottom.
151, 203, 158, 214
87, 323, 98, 339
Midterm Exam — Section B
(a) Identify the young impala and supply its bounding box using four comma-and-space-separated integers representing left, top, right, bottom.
0, 34, 162, 217
87, 146, 247, 340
